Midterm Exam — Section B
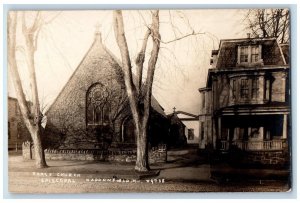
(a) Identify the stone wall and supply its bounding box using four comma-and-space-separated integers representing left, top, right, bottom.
22, 142, 167, 164
22, 141, 34, 160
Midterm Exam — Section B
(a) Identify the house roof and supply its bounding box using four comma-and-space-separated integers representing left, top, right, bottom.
167, 113, 186, 127
203, 37, 290, 88
215, 37, 287, 69
173, 111, 198, 118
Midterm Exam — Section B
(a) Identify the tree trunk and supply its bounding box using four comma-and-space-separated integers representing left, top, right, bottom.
134, 122, 149, 171
32, 127, 47, 168
8, 11, 47, 168
113, 10, 160, 172
22, 12, 48, 168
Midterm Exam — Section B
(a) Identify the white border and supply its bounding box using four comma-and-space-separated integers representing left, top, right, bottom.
1, 0, 299, 202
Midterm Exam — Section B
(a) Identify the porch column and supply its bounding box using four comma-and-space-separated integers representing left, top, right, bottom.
264, 79, 270, 102
212, 119, 217, 149
218, 117, 222, 139
282, 114, 288, 139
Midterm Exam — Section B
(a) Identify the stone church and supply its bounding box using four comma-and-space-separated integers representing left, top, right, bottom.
44, 30, 169, 150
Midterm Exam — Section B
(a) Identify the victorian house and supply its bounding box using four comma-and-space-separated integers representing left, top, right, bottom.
199, 35, 290, 166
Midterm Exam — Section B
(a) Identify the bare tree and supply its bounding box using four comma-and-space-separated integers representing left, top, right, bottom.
244, 9, 290, 43
113, 10, 160, 172
113, 10, 204, 172
107, 87, 129, 128
8, 11, 47, 168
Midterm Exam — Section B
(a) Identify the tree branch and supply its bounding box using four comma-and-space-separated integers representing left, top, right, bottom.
159, 31, 205, 44
113, 10, 140, 125
22, 11, 42, 126
8, 11, 34, 133
143, 10, 160, 127
135, 28, 151, 92
29, 11, 42, 33
33, 25, 42, 51
244, 9, 289, 42
44, 11, 62, 25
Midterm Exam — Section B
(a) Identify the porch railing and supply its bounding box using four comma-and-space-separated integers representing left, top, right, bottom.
220, 140, 284, 151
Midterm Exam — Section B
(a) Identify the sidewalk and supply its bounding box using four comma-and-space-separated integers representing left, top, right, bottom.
8, 150, 212, 182
7, 149, 290, 193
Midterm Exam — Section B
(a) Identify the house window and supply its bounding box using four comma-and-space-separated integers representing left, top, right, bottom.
238, 45, 261, 64
251, 46, 259, 63
251, 78, 259, 98
240, 79, 249, 98
200, 122, 205, 140
240, 46, 248, 63
188, 129, 195, 140
232, 79, 237, 99
249, 127, 260, 139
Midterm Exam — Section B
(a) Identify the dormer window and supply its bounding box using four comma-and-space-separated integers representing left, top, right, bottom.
251, 46, 259, 62
237, 45, 262, 65
240, 46, 249, 63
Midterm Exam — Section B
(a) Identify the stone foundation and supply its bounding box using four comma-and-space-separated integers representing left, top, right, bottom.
213, 148, 290, 168
241, 150, 290, 166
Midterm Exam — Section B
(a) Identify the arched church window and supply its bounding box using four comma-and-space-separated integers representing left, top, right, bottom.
86, 83, 110, 126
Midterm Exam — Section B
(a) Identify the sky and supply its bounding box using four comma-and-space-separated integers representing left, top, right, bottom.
7, 9, 247, 115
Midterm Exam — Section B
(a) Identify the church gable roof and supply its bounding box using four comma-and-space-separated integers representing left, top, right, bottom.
46, 33, 123, 114
46, 32, 166, 117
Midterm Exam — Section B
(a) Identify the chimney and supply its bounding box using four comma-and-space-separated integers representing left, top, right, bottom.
247, 33, 251, 39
